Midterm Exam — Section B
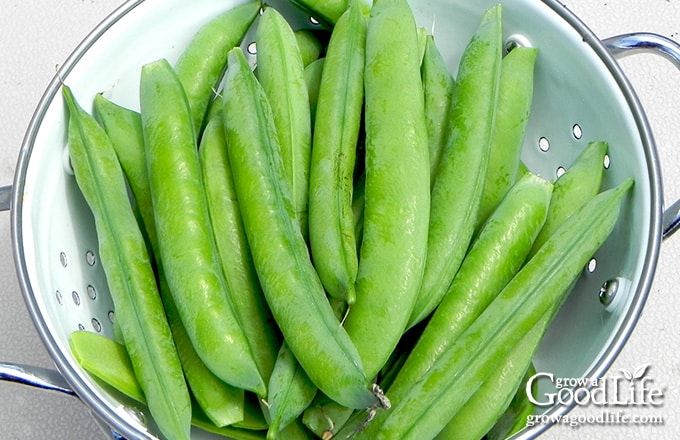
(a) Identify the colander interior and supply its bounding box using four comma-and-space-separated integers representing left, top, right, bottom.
12, 0, 659, 438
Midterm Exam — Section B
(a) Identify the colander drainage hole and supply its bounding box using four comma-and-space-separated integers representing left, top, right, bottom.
59, 252, 68, 268
538, 137, 550, 152
108, 310, 115, 323
247, 41, 257, 55
572, 123, 583, 140
603, 154, 611, 169
91, 318, 102, 333
72, 290, 81, 306
56, 290, 63, 306
85, 250, 96, 266
556, 166, 566, 178
87, 284, 97, 300
586, 257, 597, 273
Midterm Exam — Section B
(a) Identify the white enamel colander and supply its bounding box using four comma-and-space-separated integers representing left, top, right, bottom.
1, 0, 680, 439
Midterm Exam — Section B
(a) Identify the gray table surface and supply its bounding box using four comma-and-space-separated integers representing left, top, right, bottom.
1, 1, 679, 439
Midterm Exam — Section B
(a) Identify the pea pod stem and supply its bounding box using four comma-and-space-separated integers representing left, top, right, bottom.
221, 47, 380, 410
140, 58, 265, 396
343, 0, 431, 381
308, 2, 367, 304
63, 86, 191, 440
408, 4, 503, 328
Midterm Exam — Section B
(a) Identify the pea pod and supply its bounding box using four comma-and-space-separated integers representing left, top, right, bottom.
295, 29, 324, 67
256, 6, 312, 236
308, 2, 367, 304
485, 364, 538, 440
140, 58, 265, 396
391, 172, 552, 403
361, 178, 633, 439
289, 0, 348, 26
421, 34, 455, 184
530, 140, 609, 255
221, 47, 379, 410
174, 0, 260, 135
477, 46, 538, 227
302, 394, 354, 439
343, 0, 431, 380
63, 86, 191, 440
304, 57, 325, 125
266, 343, 318, 439
199, 112, 281, 384
408, 4, 503, 328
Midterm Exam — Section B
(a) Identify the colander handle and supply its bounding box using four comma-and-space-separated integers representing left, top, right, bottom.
0, 185, 11, 211
603, 32, 680, 240
0, 362, 76, 395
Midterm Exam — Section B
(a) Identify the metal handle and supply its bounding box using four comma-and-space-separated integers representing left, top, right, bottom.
603, 32, 680, 240
0, 362, 76, 395
0, 185, 11, 212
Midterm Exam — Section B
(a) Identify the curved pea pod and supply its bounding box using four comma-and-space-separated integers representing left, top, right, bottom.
361, 178, 633, 440
308, 2, 367, 304
485, 363, 538, 440
302, 394, 354, 440
295, 29, 325, 67
530, 140, 609, 255
221, 47, 380, 410
63, 86, 191, 440
304, 57, 325, 125
408, 4, 503, 328
140, 58, 265, 397
265, 343, 318, 439
289, 0, 348, 26
421, 34, 455, 184
199, 112, 281, 384
434, 321, 543, 440
392, 172, 552, 401
343, 0, 431, 381
477, 46, 538, 227
256, 6, 312, 237
175, 0, 260, 135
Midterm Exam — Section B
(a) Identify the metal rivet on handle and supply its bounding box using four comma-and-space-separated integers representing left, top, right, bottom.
599, 278, 619, 306
124, 406, 146, 426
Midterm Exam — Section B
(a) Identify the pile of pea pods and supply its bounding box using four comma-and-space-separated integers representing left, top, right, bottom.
62, 0, 633, 439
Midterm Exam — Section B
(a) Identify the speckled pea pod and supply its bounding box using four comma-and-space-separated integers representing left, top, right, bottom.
265, 343, 318, 439
63, 86, 191, 440
221, 47, 379, 410
199, 112, 281, 384
308, 2, 367, 304
360, 178, 633, 439
477, 46, 538, 227
408, 4, 503, 328
342, 0, 431, 381
421, 34, 455, 185
174, 0, 260, 135
256, 6, 312, 237
530, 140, 609, 255
140, 58, 265, 397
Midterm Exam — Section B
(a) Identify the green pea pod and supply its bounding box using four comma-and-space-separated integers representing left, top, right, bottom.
530, 140, 609, 255
63, 86, 191, 440
140, 58, 265, 396
421, 34, 455, 184
199, 112, 281, 384
295, 29, 324, 67
391, 172, 552, 403
266, 343, 318, 439
352, 172, 366, 253
485, 363, 538, 440
221, 47, 379, 410
408, 4, 503, 328
175, 0, 260, 135
477, 46, 538, 227
70, 331, 268, 439
343, 0, 431, 380
304, 57, 325, 125
256, 6, 312, 237
435, 321, 543, 440
289, 0, 348, 26
308, 2, 366, 304
362, 178, 633, 439
302, 394, 354, 439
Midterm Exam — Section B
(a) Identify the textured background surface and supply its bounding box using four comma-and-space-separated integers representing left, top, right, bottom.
0, 1, 678, 439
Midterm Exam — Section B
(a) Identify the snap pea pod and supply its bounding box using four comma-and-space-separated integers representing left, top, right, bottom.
343, 0, 431, 380
295, 29, 324, 67
70, 331, 268, 439
421, 34, 455, 185
221, 47, 379, 410
477, 46, 538, 227
94, 94, 249, 427
390, 172, 552, 403
266, 343, 318, 439
302, 394, 354, 439
361, 178, 633, 439
434, 318, 545, 440
289, 0, 348, 26
485, 364, 538, 440
308, 2, 366, 304
63, 86, 191, 440
199, 112, 281, 384
174, 0, 260, 135
140, 58, 265, 396
304, 57, 325, 125
256, 6, 312, 237
530, 140, 609, 255
408, 4, 503, 328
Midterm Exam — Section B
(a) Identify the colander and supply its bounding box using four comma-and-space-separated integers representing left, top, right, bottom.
1, 0, 679, 439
